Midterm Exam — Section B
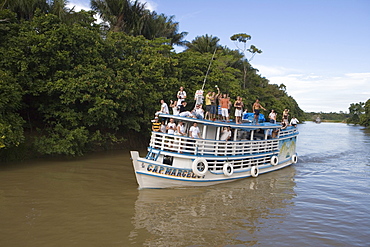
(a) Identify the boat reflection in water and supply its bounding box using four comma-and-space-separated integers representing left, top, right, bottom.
129, 166, 297, 246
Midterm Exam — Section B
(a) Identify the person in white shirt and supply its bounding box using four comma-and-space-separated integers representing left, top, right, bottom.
194, 89, 204, 105
290, 117, 299, 127
189, 122, 201, 138
177, 86, 187, 106
156, 99, 169, 115
166, 118, 177, 134
191, 104, 204, 119
170, 100, 179, 115
220, 127, 232, 141
175, 121, 186, 136
269, 109, 277, 124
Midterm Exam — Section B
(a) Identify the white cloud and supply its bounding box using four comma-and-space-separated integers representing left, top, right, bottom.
144, 0, 158, 11
256, 65, 370, 113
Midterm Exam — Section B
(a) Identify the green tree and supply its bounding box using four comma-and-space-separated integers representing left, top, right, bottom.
360, 99, 370, 126
347, 102, 365, 125
230, 33, 262, 89
185, 34, 221, 53
0, 70, 25, 150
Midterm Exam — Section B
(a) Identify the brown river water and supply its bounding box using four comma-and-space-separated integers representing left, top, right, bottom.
0, 122, 369, 246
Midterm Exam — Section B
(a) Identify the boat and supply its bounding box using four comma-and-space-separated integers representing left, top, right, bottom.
130, 112, 299, 189
315, 117, 321, 124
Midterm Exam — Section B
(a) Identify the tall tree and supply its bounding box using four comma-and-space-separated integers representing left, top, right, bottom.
230, 33, 262, 89
91, 0, 147, 33
3, 0, 48, 20
185, 34, 221, 53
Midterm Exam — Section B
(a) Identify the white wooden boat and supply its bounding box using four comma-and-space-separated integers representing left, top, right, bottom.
131, 113, 299, 189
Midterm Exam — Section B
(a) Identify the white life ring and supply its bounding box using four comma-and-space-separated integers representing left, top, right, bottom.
291, 154, 298, 164
251, 166, 259, 177
270, 155, 279, 166
223, 162, 233, 176
192, 158, 208, 176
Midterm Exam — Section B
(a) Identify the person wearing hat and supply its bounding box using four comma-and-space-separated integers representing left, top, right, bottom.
152, 117, 161, 132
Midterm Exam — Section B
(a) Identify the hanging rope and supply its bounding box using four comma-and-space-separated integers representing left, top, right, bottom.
201, 48, 218, 91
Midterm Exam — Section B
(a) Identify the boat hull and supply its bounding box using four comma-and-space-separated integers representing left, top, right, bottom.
131, 150, 297, 189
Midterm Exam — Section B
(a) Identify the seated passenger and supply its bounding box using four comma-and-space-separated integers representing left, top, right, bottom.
191, 104, 204, 119
220, 127, 232, 141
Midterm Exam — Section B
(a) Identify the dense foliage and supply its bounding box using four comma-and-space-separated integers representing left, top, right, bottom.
346, 100, 370, 126
0, 1, 306, 160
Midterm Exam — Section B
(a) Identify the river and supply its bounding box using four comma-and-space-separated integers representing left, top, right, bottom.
0, 122, 369, 246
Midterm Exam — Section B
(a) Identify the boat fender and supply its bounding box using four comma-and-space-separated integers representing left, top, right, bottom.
251, 166, 259, 177
192, 158, 208, 176
270, 155, 279, 166
222, 162, 233, 176
291, 154, 298, 164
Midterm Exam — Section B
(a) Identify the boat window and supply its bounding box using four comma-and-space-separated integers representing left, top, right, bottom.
163, 155, 173, 166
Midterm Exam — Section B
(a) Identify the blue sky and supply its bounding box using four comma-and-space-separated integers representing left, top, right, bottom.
68, 0, 370, 113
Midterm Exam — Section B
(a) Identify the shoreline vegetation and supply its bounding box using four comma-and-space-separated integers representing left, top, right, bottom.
1, 1, 369, 162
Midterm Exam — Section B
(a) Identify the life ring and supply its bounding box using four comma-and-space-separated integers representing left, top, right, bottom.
223, 162, 233, 176
291, 154, 298, 164
270, 155, 279, 166
192, 158, 208, 176
251, 166, 259, 177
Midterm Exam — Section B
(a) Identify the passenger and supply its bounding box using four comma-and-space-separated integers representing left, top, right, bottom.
272, 128, 279, 138
281, 119, 287, 130
234, 96, 244, 124
166, 118, 177, 134
189, 122, 202, 138
216, 89, 222, 120
174, 121, 186, 153
269, 109, 277, 124
194, 89, 204, 105
283, 109, 290, 125
178, 101, 193, 117
177, 86, 187, 106
179, 101, 188, 113
220, 93, 230, 122
170, 100, 179, 115
191, 104, 204, 119
160, 121, 166, 133
204, 91, 212, 120
290, 117, 299, 127
151, 117, 161, 132
175, 121, 186, 136
156, 99, 169, 115
220, 127, 232, 141
210, 91, 217, 121
252, 99, 266, 124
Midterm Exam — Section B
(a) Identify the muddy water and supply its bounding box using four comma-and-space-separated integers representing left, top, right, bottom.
0, 122, 369, 246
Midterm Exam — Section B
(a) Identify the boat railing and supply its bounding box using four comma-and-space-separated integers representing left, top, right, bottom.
149, 132, 279, 156
279, 127, 299, 138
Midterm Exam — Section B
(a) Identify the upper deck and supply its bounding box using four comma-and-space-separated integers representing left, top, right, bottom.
150, 114, 299, 157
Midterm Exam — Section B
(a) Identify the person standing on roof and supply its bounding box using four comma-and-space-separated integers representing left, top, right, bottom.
252, 99, 266, 124
177, 86, 187, 106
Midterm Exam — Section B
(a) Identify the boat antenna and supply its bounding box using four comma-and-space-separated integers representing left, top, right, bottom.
201, 48, 217, 91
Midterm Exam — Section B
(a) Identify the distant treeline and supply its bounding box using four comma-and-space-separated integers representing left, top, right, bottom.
304, 100, 370, 125
0, 1, 308, 160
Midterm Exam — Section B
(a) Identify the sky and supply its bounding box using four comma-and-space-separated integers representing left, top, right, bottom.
68, 0, 370, 113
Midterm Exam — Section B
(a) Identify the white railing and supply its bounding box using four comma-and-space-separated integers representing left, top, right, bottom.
279, 127, 299, 138
149, 132, 279, 156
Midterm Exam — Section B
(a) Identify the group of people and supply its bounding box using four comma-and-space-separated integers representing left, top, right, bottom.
155, 86, 299, 128
268, 108, 299, 128
152, 117, 202, 139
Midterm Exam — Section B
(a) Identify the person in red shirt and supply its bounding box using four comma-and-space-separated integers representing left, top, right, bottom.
220, 93, 230, 122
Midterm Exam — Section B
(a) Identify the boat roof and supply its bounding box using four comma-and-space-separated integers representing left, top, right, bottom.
158, 113, 281, 130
